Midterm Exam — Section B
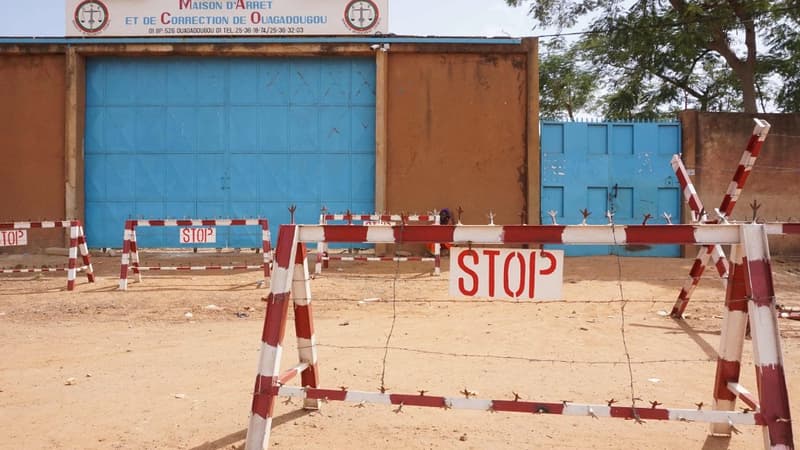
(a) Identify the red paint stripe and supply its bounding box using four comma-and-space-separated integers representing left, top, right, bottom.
609, 406, 670, 421
389, 394, 446, 408
713, 359, 741, 401
714, 256, 728, 277
324, 225, 369, 243
231, 219, 247, 226
300, 363, 319, 390
294, 243, 308, 263
625, 226, 696, 244
783, 223, 800, 235
251, 374, 277, 418
261, 292, 291, 346
149, 220, 166, 226
490, 400, 537, 413
757, 365, 794, 446
726, 261, 748, 312
293, 304, 314, 340
394, 226, 455, 243
306, 388, 347, 402
274, 226, 297, 269
688, 197, 701, 214
502, 226, 566, 243
278, 368, 300, 386
688, 258, 706, 279
746, 259, 774, 308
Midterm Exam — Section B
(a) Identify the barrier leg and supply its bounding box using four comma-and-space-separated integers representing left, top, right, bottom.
130, 228, 142, 283
742, 225, 793, 449
260, 220, 272, 278
67, 225, 79, 291
246, 225, 300, 450
710, 243, 748, 436
119, 221, 134, 290
291, 243, 321, 410
77, 225, 95, 283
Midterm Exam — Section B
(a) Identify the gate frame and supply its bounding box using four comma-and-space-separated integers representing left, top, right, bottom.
245, 223, 795, 450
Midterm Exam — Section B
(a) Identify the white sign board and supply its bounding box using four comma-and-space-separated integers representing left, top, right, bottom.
179, 227, 217, 244
449, 248, 564, 301
66, 0, 388, 37
0, 230, 28, 247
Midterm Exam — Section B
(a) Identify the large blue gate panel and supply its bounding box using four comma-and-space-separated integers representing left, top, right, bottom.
134, 155, 166, 201
135, 202, 166, 247
258, 62, 289, 105
134, 106, 167, 153
166, 107, 197, 152
86, 57, 375, 248
85, 108, 104, 153
196, 107, 226, 152
541, 123, 564, 154
540, 186, 563, 223
658, 124, 680, 154
351, 60, 376, 105
588, 125, 608, 154
322, 63, 351, 105
260, 155, 290, 201
611, 125, 634, 154
134, 61, 167, 105
86, 202, 131, 248
104, 108, 136, 152
163, 155, 196, 201
291, 60, 321, 105
229, 106, 262, 152
614, 187, 634, 219
351, 106, 375, 152
261, 107, 289, 152
196, 155, 227, 202
319, 106, 351, 152
106, 155, 136, 201
230, 155, 260, 201
289, 107, 319, 152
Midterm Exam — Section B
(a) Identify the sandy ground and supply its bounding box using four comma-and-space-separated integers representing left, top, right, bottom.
1, 249, 799, 450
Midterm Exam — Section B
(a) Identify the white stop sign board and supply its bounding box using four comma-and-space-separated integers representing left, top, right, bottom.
449, 247, 564, 301
0, 230, 27, 247
179, 227, 217, 244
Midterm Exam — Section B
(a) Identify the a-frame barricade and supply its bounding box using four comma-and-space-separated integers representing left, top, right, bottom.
245, 223, 795, 450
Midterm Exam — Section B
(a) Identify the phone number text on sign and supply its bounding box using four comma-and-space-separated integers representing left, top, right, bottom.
0, 230, 28, 247
449, 248, 564, 301
179, 227, 216, 244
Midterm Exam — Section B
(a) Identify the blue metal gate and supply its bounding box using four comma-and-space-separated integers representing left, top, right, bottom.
541, 120, 681, 257
85, 57, 376, 248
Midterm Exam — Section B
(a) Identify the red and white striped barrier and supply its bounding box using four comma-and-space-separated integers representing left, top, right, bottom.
118, 219, 271, 290
244, 223, 794, 450
0, 220, 94, 291
671, 118, 771, 318
315, 212, 442, 276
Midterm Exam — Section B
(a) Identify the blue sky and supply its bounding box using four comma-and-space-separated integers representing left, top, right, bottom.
0, 0, 545, 37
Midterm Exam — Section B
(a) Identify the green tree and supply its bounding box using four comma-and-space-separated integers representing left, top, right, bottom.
539, 39, 597, 120
506, 0, 800, 114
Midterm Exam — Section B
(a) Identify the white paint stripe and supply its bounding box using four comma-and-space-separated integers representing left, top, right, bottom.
750, 306, 781, 366
446, 397, 493, 411
727, 181, 739, 196
300, 226, 325, 243
562, 226, 625, 244
668, 408, 756, 425
245, 415, 270, 450
718, 310, 748, 361
765, 223, 783, 235
742, 225, 769, 262
68, 247, 78, 259
67, 269, 77, 280
694, 226, 740, 245
562, 404, 611, 417
17, 222, 31, 229
687, 184, 698, 197
753, 119, 770, 140
41, 221, 55, 228
453, 226, 504, 243
120, 254, 130, 265
296, 337, 316, 364
344, 390, 392, 405
366, 226, 396, 243
258, 343, 283, 378
726, 382, 755, 400
271, 266, 291, 294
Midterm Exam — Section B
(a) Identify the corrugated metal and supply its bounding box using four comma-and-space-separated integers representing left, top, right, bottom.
85, 56, 376, 248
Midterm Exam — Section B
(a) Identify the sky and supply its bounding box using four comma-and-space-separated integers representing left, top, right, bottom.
0, 0, 546, 38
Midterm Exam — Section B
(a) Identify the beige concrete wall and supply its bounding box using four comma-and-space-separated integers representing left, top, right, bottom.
386, 52, 529, 226
0, 55, 67, 248
679, 110, 800, 254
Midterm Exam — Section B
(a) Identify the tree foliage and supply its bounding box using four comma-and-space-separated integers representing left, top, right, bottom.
539, 39, 597, 120
506, 0, 800, 117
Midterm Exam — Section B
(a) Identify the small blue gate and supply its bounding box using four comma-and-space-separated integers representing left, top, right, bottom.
541, 120, 681, 257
